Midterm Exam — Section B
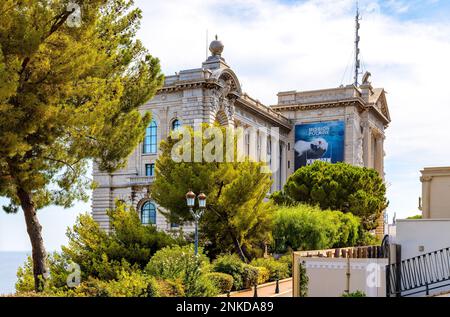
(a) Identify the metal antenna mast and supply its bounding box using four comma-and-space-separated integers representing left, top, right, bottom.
206, 29, 209, 59
354, 1, 361, 86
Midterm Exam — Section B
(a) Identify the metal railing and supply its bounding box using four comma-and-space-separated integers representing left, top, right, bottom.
387, 247, 450, 297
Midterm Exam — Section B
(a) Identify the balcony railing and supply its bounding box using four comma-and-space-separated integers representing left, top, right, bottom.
129, 176, 154, 186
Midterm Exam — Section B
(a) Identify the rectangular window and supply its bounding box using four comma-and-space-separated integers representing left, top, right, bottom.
145, 163, 155, 176
143, 121, 157, 154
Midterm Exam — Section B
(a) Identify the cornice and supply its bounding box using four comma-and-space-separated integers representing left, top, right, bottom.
271, 98, 366, 112
237, 97, 291, 131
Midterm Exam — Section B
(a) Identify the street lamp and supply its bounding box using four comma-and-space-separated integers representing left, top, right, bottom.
186, 191, 207, 256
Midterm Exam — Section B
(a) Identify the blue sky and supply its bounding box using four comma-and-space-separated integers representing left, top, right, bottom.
2, 0, 450, 251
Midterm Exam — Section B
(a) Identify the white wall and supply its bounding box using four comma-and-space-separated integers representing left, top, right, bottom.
392, 219, 450, 260
293, 256, 387, 297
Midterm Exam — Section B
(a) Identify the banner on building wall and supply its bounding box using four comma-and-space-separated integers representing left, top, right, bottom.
294, 120, 345, 170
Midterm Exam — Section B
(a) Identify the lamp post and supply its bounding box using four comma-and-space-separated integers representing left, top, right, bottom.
186, 191, 207, 256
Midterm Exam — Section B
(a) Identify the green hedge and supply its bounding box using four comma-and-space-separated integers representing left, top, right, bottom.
212, 254, 246, 290
255, 267, 270, 285
242, 265, 258, 289
250, 258, 290, 281
204, 273, 234, 294
272, 204, 361, 253
213, 254, 290, 290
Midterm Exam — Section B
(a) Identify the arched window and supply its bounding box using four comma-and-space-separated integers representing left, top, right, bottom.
143, 120, 157, 154
141, 201, 156, 225
171, 119, 181, 131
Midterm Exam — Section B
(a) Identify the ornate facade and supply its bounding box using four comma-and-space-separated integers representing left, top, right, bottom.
92, 38, 391, 236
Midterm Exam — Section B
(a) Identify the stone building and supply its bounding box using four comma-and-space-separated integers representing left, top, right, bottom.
92, 38, 391, 236
420, 167, 450, 219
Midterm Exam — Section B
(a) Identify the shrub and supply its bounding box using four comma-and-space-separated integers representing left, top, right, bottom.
278, 254, 293, 276
299, 262, 309, 297
250, 258, 290, 281
154, 279, 185, 297
255, 266, 270, 285
342, 290, 366, 297
16, 252, 76, 293
212, 254, 246, 290
145, 245, 209, 279
272, 205, 362, 253
242, 265, 259, 289
357, 229, 381, 246
15, 256, 35, 293
204, 273, 234, 294
145, 245, 217, 297
72, 278, 110, 297
99, 270, 159, 297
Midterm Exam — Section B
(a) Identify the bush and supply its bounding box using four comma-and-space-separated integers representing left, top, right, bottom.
298, 262, 309, 297
72, 270, 158, 297
16, 252, 76, 293
272, 205, 362, 253
242, 265, 259, 289
342, 290, 366, 297
255, 266, 270, 285
278, 254, 293, 276
204, 273, 234, 294
212, 254, 270, 290
145, 245, 218, 297
357, 229, 381, 246
15, 256, 35, 293
250, 257, 290, 281
100, 270, 159, 297
212, 254, 246, 290
72, 278, 110, 297
154, 279, 185, 297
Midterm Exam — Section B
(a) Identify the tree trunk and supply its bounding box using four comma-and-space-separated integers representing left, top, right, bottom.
17, 187, 47, 292
232, 235, 248, 264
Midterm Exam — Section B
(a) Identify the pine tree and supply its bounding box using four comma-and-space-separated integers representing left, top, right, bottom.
0, 0, 163, 291
151, 125, 274, 262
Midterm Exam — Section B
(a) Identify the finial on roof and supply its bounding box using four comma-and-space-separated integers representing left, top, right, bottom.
209, 35, 224, 57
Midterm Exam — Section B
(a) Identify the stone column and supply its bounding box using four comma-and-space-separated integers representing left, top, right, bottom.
362, 123, 372, 168
375, 135, 385, 178
420, 176, 433, 219
280, 141, 286, 190
160, 106, 169, 140
248, 127, 257, 161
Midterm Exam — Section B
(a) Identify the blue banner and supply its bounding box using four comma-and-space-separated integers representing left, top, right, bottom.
294, 121, 345, 170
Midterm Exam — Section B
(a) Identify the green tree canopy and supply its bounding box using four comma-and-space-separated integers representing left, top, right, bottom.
271, 162, 388, 230
0, 0, 163, 290
151, 125, 274, 262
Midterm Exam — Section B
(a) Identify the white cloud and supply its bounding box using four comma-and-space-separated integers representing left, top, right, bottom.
136, 0, 450, 221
